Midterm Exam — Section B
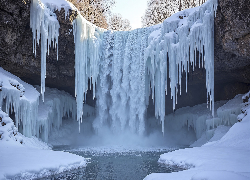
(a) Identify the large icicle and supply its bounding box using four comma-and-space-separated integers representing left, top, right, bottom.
30, 0, 60, 101
145, 0, 217, 133
72, 14, 104, 131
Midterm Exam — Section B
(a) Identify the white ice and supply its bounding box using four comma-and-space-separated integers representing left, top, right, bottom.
0, 67, 40, 138
35, 86, 76, 142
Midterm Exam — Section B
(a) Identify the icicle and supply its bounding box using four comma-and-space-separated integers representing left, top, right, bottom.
30, 0, 60, 101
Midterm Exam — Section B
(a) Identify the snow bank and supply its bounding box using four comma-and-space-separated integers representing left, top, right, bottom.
0, 110, 86, 180
0, 110, 50, 149
145, 92, 250, 180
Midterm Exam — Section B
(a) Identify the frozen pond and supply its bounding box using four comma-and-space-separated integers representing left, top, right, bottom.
40, 146, 186, 180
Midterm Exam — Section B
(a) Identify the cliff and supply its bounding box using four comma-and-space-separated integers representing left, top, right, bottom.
0, 0, 249, 110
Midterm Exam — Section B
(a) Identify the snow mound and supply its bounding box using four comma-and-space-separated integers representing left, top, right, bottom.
0, 110, 23, 144
0, 110, 86, 180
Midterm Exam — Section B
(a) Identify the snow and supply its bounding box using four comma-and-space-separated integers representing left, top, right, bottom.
41, 0, 77, 19
0, 110, 86, 180
144, 91, 250, 180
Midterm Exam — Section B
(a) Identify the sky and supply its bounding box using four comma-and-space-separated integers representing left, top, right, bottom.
110, 0, 148, 30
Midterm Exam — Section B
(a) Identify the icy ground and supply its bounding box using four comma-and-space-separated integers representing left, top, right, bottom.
145, 94, 250, 180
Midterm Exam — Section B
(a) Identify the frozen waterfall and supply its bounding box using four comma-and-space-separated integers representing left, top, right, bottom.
30, 0, 218, 134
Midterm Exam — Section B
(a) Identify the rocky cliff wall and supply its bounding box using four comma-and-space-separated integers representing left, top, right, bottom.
0, 0, 249, 110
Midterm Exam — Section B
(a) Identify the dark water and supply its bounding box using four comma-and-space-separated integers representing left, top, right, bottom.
37, 146, 185, 180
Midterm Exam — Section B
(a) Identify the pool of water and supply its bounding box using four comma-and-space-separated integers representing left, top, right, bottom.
40, 146, 185, 180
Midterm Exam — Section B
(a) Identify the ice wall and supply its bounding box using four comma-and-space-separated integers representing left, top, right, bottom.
145, 1, 217, 133
30, 0, 218, 135
36, 86, 76, 142
0, 68, 76, 142
164, 95, 243, 141
0, 68, 40, 138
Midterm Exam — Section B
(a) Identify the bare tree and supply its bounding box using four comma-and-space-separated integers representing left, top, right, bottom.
109, 13, 132, 31
141, 0, 207, 27
68, 0, 115, 29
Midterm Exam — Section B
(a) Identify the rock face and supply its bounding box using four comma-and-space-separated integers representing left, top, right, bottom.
0, 0, 76, 95
0, 0, 249, 111
212, 0, 250, 105
214, 0, 250, 85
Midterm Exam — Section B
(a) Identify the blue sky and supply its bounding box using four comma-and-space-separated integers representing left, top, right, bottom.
110, 0, 148, 30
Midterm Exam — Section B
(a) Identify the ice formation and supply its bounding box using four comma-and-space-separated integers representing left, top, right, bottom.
164, 95, 243, 141
30, 0, 218, 134
30, 0, 60, 102
36, 86, 76, 142
0, 68, 40, 138
0, 68, 76, 142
